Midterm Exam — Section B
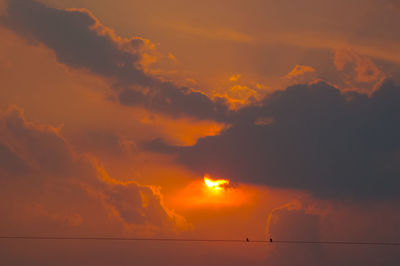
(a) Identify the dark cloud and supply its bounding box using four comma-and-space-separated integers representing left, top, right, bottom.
119, 83, 229, 121
2, 0, 152, 86
264, 200, 400, 266
268, 207, 321, 241
143, 137, 178, 154
0, 106, 186, 231
153, 81, 400, 199
266, 203, 324, 265
2, 0, 229, 121
0, 106, 76, 176
0, 143, 30, 176
103, 182, 171, 227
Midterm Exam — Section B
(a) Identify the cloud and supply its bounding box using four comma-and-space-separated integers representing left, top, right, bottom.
263, 199, 324, 265
282, 64, 318, 86
2, 0, 152, 86
0, 142, 30, 176
150, 81, 400, 199
2, 0, 230, 121
0, 106, 76, 176
92, 163, 190, 232
0, 106, 188, 233
163, 21, 254, 43
118, 82, 230, 121
334, 48, 386, 92
263, 198, 400, 265
229, 74, 241, 82
266, 200, 321, 241
286, 65, 316, 78
74, 130, 137, 158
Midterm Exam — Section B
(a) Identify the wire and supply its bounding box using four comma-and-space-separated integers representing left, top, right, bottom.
0, 236, 242, 243
252, 240, 400, 246
0, 236, 399, 246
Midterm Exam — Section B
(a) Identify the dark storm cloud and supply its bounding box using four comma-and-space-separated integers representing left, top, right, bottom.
153, 81, 400, 199
2, 0, 152, 86
2, 0, 229, 120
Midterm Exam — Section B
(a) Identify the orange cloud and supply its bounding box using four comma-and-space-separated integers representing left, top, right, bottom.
140, 113, 226, 146
287, 65, 316, 77
3, 0, 230, 121
0, 106, 189, 235
334, 48, 386, 91
163, 21, 254, 43
229, 74, 241, 82
283, 65, 318, 86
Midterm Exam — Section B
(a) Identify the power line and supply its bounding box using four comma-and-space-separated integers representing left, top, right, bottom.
0, 236, 399, 246
0, 236, 241, 243
252, 240, 400, 246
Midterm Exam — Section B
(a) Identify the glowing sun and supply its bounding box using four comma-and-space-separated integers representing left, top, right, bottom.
169, 175, 250, 208
204, 175, 230, 191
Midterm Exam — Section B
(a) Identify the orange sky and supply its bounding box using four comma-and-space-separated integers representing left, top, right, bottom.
0, 0, 400, 265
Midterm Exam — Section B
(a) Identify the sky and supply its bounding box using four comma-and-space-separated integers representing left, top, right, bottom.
0, 0, 400, 265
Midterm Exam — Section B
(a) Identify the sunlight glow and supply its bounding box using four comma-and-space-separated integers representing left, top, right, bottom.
204, 175, 230, 191
169, 175, 251, 209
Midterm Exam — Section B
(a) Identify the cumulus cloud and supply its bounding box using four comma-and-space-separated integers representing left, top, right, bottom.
0, 106, 188, 233
1, 0, 229, 121
263, 200, 324, 265
263, 198, 400, 265
0, 106, 76, 177
150, 81, 400, 199
2, 0, 152, 86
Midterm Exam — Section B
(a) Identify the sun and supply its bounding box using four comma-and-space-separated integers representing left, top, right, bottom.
169, 174, 250, 208
204, 175, 230, 191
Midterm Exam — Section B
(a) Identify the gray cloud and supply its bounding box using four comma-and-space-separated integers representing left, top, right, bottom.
266, 205, 323, 265
0, 106, 185, 231
2, 0, 152, 86
119, 82, 229, 121
0, 143, 30, 176
0, 106, 76, 176
2, 0, 229, 121
151, 81, 400, 199
103, 182, 171, 227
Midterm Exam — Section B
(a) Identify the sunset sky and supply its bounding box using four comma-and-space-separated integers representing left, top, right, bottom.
0, 0, 400, 265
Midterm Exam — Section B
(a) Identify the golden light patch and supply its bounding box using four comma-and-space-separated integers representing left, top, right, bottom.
229, 74, 241, 82
168, 53, 178, 62
287, 65, 315, 77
